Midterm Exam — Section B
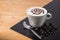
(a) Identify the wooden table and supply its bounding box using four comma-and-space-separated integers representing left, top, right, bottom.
0, 0, 52, 40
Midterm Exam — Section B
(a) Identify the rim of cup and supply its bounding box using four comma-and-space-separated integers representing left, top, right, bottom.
26, 7, 47, 17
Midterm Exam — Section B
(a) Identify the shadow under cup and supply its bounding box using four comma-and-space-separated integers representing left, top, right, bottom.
26, 7, 52, 27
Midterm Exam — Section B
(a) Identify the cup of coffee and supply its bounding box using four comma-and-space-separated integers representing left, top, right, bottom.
26, 7, 52, 27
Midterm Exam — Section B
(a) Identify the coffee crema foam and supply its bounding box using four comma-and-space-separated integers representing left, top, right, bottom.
31, 8, 44, 15
27, 7, 47, 16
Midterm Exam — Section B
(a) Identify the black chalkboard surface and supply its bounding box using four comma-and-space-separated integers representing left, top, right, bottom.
11, 0, 60, 40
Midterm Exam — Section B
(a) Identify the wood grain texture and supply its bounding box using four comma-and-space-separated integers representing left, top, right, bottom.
0, 0, 52, 40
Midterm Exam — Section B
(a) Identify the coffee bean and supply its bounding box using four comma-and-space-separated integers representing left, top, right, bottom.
49, 23, 54, 29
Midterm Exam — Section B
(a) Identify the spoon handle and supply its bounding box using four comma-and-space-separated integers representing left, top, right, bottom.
30, 29, 41, 39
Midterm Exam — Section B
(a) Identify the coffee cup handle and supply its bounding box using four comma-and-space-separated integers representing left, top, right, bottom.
46, 13, 52, 20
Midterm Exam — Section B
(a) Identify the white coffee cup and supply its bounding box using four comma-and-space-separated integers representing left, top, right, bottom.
26, 7, 52, 27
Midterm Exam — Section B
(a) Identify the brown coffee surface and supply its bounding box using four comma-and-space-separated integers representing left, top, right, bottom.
31, 8, 44, 15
